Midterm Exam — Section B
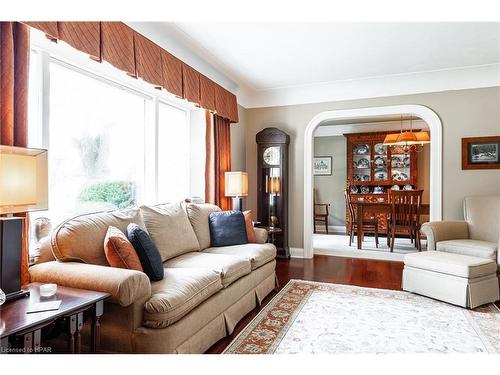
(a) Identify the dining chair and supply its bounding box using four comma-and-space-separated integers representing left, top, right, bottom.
387, 189, 424, 252
313, 192, 331, 234
345, 189, 379, 248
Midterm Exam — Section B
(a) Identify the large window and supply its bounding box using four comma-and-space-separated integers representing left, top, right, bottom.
28, 33, 197, 228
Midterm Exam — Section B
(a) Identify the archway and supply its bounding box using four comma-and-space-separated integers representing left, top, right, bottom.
303, 105, 443, 259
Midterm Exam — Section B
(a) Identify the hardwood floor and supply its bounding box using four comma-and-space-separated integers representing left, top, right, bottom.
206, 255, 404, 353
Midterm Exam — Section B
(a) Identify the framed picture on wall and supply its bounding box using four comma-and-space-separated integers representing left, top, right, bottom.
462, 136, 500, 170
313, 156, 332, 175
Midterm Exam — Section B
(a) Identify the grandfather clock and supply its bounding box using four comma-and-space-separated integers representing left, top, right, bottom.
256, 128, 289, 258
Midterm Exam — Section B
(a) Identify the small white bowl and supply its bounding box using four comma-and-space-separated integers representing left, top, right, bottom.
40, 283, 57, 297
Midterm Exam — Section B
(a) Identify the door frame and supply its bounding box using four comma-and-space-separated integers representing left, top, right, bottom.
303, 105, 443, 259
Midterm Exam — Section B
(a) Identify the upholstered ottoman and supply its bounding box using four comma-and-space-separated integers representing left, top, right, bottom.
402, 251, 499, 308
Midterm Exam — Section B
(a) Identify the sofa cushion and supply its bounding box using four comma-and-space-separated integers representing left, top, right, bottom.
204, 243, 277, 270
104, 226, 143, 271
436, 239, 497, 260
127, 224, 164, 281
143, 268, 223, 328
51, 208, 147, 266
209, 211, 248, 247
140, 203, 200, 261
243, 210, 256, 243
186, 203, 221, 250
164, 252, 252, 288
404, 251, 497, 278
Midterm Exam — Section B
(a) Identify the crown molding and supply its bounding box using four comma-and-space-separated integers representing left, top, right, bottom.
238, 63, 500, 109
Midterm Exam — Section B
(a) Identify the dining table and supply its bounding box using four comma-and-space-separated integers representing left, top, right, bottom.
351, 199, 430, 250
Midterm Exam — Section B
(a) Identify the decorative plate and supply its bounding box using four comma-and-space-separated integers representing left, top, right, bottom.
374, 143, 387, 155
374, 169, 387, 181
403, 156, 410, 167
350, 185, 359, 194
361, 174, 370, 181
373, 186, 384, 194
353, 174, 361, 181
391, 155, 404, 168
360, 186, 370, 194
391, 185, 400, 190
392, 171, 409, 181
356, 158, 370, 168
374, 155, 386, 167
403, 184, 413, 190
353, 144, 369, 155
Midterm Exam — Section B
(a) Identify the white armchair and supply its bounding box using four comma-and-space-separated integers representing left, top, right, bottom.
421, 196, 500, 267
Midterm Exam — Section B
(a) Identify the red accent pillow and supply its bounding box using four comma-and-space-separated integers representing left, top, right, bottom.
243, 210, 256, 243
104, 226, 143, 271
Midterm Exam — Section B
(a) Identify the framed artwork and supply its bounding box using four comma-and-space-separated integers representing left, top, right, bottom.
462, 136, 500, 170
313, 156, 332, 175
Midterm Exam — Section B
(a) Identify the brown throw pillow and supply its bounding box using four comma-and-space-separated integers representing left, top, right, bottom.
104, 226, 143, 271
243, 210, 256, 243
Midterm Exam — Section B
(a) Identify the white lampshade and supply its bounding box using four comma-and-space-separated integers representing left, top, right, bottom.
225, 171, 248, 197
0, 145, 48, 214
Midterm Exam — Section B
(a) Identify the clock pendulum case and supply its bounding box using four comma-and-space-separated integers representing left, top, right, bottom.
256, 127, 290, 258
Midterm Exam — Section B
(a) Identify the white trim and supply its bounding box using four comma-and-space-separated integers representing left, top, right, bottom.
239, 64, 500, 108
290, 247, 305, 258
315, 119, 428, 137
304, 105, 443, 259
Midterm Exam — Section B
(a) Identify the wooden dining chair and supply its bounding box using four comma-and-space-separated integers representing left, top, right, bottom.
345, 189, 379, 248
387, 189, 424, 252
313, 194, 330, 234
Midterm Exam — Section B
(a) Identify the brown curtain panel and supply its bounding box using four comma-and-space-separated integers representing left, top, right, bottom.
205, 112, 232, 210
0, 22, 30, 285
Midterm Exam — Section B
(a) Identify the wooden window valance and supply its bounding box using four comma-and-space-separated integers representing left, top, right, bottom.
24, 21, 239, 123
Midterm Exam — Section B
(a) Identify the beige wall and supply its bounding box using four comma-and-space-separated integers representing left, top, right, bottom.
313, 136, 347, 227
244, 87, 500, 250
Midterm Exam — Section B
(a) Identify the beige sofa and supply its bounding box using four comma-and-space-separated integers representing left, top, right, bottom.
29, 203, 277, 353
421, 195, 500, 282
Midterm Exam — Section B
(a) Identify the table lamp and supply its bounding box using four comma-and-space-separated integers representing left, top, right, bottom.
0, 145, 48, 301
225, 171, 248, 211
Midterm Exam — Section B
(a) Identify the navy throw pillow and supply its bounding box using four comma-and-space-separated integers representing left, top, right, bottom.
127, 223, 164, 281
209, 211, 248, 247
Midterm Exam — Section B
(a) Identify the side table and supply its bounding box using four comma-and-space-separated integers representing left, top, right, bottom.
0, 283, 109, 354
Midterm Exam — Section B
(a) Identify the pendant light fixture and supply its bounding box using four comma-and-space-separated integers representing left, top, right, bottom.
383, 114, 430, 153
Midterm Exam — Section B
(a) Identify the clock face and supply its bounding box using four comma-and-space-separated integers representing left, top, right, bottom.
263, 146, 280, 166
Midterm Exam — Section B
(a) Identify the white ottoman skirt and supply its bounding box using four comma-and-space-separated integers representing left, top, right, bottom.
402, 251, 499, 308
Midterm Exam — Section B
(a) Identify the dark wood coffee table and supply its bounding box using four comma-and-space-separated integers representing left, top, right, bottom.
0, 283, 109, 354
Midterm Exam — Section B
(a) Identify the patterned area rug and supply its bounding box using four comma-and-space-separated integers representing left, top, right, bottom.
224, 279, 500, 354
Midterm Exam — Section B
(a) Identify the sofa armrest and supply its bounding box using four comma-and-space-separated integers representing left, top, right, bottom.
254, 227, 268, 244
29, 261, 151, 307
421, 221, 470, 250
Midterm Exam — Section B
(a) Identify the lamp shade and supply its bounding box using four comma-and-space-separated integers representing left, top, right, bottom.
224, 171, 248, 197
0, 145, 48, 214
382, 133, 399, 145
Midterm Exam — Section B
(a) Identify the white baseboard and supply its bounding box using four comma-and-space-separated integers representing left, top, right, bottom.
314, 225, 346, 234
290, 247, 305, 258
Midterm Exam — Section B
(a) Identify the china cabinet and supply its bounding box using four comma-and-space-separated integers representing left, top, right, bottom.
344, 131, 419, 234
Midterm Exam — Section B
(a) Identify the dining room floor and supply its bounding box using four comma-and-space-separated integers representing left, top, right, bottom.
312, 233, 426, 261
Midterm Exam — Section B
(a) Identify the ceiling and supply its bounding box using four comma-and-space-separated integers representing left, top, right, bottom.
153, 22, 500, 107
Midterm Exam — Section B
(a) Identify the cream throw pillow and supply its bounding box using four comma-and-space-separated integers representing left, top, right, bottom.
186, 203, 222, 250
140, 203, 200, 262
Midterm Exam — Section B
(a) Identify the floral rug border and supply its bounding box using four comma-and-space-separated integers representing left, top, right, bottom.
223, 279, 499, 354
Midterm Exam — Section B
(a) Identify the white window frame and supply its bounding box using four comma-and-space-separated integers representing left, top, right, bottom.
29, 31, 193, 206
